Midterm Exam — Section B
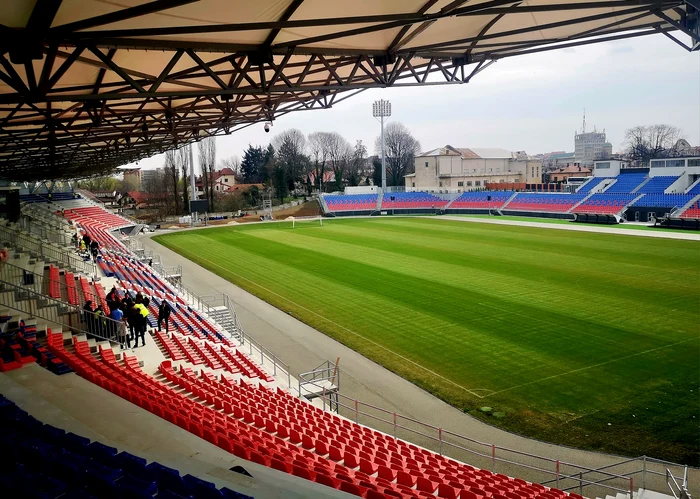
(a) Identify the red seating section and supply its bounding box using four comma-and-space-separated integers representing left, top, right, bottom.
43, 203, 592, 499
64, 272, 79, 305
681, 201, 700, 219
48, 265, 61, 299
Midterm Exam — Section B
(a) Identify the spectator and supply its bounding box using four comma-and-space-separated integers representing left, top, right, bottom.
82, 300, 94, 338
132, 302, 150, 348
110, 306, 123, 344
157, 301, 171, 333
90, 240, 99, 262
93, 306, 106, 339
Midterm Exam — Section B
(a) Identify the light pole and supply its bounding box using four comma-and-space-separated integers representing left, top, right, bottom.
372, 99, 391, 192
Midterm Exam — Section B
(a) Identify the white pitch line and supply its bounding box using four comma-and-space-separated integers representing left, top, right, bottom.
483, 336, 699, 398
163, 240, 489, 399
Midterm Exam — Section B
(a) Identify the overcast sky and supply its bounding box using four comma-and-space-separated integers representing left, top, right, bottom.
125, 33, 700, 175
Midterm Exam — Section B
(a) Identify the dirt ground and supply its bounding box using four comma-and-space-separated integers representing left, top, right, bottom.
236, 201, 321, 223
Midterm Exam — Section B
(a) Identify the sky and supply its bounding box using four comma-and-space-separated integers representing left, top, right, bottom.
124, 33, 700, 175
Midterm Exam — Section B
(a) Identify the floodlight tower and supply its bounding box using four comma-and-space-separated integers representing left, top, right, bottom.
373, 99, 391, 192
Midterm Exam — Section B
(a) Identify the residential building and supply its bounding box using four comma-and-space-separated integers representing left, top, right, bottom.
405, 146, 542, 192
548, 165, 592, 183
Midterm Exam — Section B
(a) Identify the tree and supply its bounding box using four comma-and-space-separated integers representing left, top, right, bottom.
241, 144, 267, 183
198, 137, 216, 211
272, 129, 308, 192
346, 140, 368, 187
77, 176, 119, 192
180, 146, 190, 214
374, 122, 421, 186
308, 132, 334, 192
326, 132, 353, 192
165, 149, 180, 215
624, 125, 683, 166
242, 185, 261, 207
371, 156, 382, 187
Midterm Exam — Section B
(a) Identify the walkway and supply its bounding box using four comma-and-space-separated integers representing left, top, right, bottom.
439, 216, 700, 241
138, 223, 697, 497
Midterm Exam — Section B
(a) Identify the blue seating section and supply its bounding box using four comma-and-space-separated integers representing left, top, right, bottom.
631, 194, 695, 208
382, 192, 448, 209
687, 182, 700, 196
20, 192, 79, 203
576, 177, 605, 194
573, 193, 637, 214
506, 193, 586, 212
325, 194, 377, 211
605, 173, 647, 193
636, 176, 678, 194
0, 394, 253, 499
449, 191, 512, 209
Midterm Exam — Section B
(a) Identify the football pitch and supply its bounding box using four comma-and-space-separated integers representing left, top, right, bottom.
153, 217, 700, 464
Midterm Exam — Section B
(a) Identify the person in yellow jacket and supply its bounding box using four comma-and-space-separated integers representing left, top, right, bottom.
132, 300, 150, 348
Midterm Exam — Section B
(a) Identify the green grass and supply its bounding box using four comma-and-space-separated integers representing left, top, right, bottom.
154, 218, 700, 464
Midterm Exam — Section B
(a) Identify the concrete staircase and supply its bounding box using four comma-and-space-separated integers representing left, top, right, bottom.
499, 191, 520, 211
567, 191, 596, 213
671, 194, 700, 217
207, 305, 241, 341
317, 195, 330, 215
631, 177, 651, 193
596, 489, 679, 499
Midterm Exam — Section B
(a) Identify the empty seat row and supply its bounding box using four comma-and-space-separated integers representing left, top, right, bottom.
382, 193, 448, 209
505, 194, 585, 213
449, 192, 512, 209
572, 193, 637, 215
0, 393, 252, 499
325, 194, 378, 211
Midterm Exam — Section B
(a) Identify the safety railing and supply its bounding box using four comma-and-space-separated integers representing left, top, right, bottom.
148, 261, 293, 389
302, 377, 693, 499
0, 277, 126, 348
0, 225, 96, 276
667, 467, 691, 499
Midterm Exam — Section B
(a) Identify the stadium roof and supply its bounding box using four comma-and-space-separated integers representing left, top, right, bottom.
1, 0, 698, 181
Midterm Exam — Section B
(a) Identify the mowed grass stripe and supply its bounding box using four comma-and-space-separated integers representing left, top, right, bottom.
154, 218, 700, 464
167, 229, 639, 387
239, 222, 695, 343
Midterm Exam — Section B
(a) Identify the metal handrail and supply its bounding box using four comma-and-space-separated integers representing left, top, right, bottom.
0, 278, 126, 348
146, 259, 293, 389
304, 376, 643, 498
0, 224, 96, 276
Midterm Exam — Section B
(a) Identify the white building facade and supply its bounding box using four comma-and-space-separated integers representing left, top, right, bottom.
406, 146, 542, 192
574, 131, 607, 166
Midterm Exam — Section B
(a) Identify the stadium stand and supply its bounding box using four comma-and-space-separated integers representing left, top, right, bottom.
5, 197, 595, 499
572, 193, 638, 215
324, 194, 377, 212
382, 192, 448, 210
604, 173, 647, 193
575, 177, 605, 194
504, 193, 586, 213
687, 182, 700, 196
448, 191, 512, 209
630, 194, 695, 209
20, 192, 79, 204
635, 176, 679, 194
680, 201, 700, 218
0, 393, 253, 498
